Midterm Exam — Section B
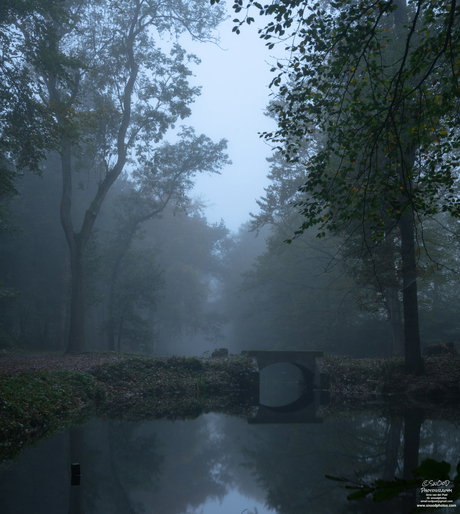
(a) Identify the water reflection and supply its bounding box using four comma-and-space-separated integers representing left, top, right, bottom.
0, 411, 459, 513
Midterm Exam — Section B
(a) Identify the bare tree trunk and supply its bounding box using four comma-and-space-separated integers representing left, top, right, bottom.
57, 248, 70, 350
58, 137, 89, 354
399, 207, 424, 375
389, 0, 423, 376
384, 286, 405, 356
67, 235, 87, 353
393, 137, 424, 374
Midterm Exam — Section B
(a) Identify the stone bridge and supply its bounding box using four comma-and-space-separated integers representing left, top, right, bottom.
241, 350, 325, 388
241, 350, 329, 424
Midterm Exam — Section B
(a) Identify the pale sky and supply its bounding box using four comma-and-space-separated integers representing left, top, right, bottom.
183, 7, 279, 232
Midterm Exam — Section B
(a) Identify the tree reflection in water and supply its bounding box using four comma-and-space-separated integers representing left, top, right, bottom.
328, 409, 459, 513
0, 410, 459, 513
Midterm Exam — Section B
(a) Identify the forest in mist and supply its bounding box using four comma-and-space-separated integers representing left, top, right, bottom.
2, 150, 460, 358
2, 0, 460, 362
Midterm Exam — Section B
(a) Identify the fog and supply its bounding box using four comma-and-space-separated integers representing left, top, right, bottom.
2, 2, 460, 513
1, 0, 460, 361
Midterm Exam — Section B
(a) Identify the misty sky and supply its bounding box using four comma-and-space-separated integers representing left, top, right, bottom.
184, 7, 279, 232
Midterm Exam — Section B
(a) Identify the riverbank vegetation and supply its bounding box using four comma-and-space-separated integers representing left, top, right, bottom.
1, 352, 460, 462
321, 354, 460, 425
0, 354, 257, 461
322, 353, 460, 406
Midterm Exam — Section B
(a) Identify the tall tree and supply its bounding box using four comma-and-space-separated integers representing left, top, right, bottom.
105, 128, 230, 351
15, 0, 225, 352
222, 0, 460, 374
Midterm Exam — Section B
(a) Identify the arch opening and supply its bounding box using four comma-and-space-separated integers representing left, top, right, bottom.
259, 362, 310, 408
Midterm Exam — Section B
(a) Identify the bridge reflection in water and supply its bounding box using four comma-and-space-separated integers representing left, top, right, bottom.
241, 350, 330, 424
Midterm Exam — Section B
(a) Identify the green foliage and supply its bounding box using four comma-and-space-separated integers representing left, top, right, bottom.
1, 0, 228, 353
327, 457, 460, 507
133, 126, 230, 205
321, 355, 403, 397
196, 374, 207, 396
217, 0, 460, 374
0, 370, 102, 461
0, 354, 258, 460
226, 213, 390, 355
87, 354, 258, 422
1, 0, 229, 353
142, 205, 230, 351
102, 124, 230, 353
0, 0, 65, 175
168, 356, 204, 372
106, 247, 163, 352
227, 0, 460, 239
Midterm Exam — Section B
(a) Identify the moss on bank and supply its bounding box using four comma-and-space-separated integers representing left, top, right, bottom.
0, 371, 103, 461
0, 355, 257, 461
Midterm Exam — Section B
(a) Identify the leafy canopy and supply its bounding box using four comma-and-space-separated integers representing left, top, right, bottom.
215, 0, 460, 240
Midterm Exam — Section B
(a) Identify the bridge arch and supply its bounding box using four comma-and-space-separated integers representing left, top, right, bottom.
242, 350, 328, 423
242, 350, 323, 389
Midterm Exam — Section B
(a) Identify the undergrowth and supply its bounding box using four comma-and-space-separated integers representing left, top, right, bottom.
2, 353, 459, 462
0, 355, 257, 461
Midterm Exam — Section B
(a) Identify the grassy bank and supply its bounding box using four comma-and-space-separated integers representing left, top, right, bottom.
2, 352, 460, 461
0, 370, 103, 461
321, 353, 460, 414
0, 354, 257, 461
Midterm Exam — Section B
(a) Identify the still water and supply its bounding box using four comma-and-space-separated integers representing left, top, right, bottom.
1, 369, 459, 513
